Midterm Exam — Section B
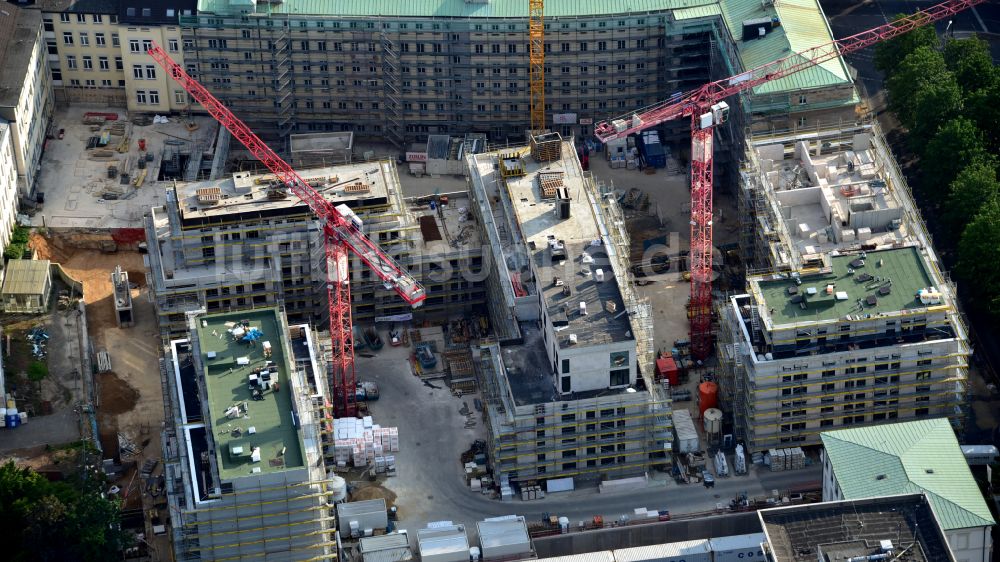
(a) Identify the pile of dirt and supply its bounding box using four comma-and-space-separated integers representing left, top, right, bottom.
97, 372, 139, 415
28, 233, 69, 262
350, 483, 397, 508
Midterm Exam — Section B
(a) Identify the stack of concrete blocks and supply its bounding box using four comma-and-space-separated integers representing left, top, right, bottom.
768, 447, 806, 471
499, 473, 514, 501
332, 417, 401, 470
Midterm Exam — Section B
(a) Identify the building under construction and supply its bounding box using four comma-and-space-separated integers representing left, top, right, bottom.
180, 0, 857, 146
715, 122, 969, 452
470, 139, 672, 484
144, 151, 485, 336
160, 307, 334, 561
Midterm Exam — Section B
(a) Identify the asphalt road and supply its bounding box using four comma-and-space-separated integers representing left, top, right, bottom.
821, 0, 1000, 105
359, 344, 822, 539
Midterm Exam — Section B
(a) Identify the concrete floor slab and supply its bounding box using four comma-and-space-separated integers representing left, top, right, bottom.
33, 106, 218, 229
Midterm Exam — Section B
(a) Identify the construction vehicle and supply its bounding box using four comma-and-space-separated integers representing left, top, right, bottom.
415, 342, 438, 370
148, 46, 426, 417
593, 0, 986, 360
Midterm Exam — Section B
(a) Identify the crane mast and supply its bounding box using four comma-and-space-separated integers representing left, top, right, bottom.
593, 0, 985, 360
529, 0, 546, 132
148, 45, 426, 416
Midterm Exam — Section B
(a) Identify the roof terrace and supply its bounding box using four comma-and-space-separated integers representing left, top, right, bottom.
194, 308, 305, 481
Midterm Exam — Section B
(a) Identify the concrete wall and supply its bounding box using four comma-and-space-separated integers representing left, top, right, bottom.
947, 527, 992, 562
531, 512, 762, 558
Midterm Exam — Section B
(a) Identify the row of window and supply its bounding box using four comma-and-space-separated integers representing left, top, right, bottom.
58, 32, 182, 55
779, 408, 933, 435
199, 17, 654, 32
53, 13, 117, 24
780, 372, 934, 396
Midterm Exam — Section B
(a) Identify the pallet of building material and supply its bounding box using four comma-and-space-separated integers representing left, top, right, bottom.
530, 131, 562, 162
96, 350, 112, 373
342, 181, 370, 194
537, 172, 564, 198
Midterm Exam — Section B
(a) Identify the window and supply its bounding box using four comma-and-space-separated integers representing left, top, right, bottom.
93, 14, 103, 23
95, 33, 106, 46
142, 8, 151, 16
63, 32, 74, 45
80, 33, 89, 46
133, 65, 144, 79
149, 90, 159, 104
115, 57, 123, 70
174, 92, 186, 104
610, 369, 629, 387
168, 39, 179, 52
112, 34, 120, 47
99, 57, 109, 70
561, 359, 570, 374
76, 13, 86, 23
129, 39, 140, 53
561, 377, 570, 393
60, 13, 70, 23
916, 371, 931, 381
799, 94, 808, 104
145, 65, 156, 79
135, 89, 147, 104
820, 419, 834, 427
66, 56, 77, 70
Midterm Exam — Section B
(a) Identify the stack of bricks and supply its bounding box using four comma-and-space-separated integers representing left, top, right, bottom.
538, 172, 564, 198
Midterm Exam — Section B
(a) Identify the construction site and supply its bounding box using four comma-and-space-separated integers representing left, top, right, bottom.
0, 0, 994, 560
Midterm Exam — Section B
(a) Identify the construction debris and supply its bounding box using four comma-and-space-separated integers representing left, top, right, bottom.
26, 326, 48, 359
119, 432, 141, 458
96, 349, 112, 373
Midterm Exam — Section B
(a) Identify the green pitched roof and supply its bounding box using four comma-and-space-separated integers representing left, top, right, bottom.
198, 0, 717, 18
195, 0, 852, 95
821, 419, 995, 531
719, 0, 850, 94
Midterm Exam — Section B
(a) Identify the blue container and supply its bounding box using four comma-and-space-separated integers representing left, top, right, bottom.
5, 414, 20, 428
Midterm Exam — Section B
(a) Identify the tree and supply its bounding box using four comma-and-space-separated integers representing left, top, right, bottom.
944, 37, 999, 95
0, 461, 130, 562
943, 161, 1000, 242
885, 47, 958, 132
27, 361, 48, 382
921, 117, 994, 198
958, 199, 1000, 315
874, 14, 939, 74
908, 78, 963, 152
964, 83, 1000, 154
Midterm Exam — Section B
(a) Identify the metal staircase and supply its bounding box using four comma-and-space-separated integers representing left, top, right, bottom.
379, 28, 404, 148
273, 25, 296, 138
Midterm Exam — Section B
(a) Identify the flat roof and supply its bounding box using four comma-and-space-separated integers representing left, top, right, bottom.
481, 141, 631, 348
753, 247, 935, 327
175, 161, 393, 221
413, 194, 482, 256
194, 308, 305, 480
821, 418, 995, 532
0, 7, 41, 109
1, 260, 50, 296
759, 494, 955, 562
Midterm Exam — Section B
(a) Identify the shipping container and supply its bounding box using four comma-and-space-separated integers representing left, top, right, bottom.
477, 516, 532, 560
673, 409, 699, 454
614, 539, 711, 562
709, 533, 766, 562
337, 499, 389, 535
637, 131, 666, 168
418, 525, 470, 562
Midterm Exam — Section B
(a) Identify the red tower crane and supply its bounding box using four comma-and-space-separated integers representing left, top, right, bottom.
594, 0, 985, 360
147, 46, 426, 417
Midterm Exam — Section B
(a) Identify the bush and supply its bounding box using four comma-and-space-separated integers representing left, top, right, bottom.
27, 362, 48, 382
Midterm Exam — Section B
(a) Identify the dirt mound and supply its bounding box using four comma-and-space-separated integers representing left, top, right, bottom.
28, 233, 67, 262
350, 483, 397, 508
98, 372, 139, 415
126, 271, 147, 288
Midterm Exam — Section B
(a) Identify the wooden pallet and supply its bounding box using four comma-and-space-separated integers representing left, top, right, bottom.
538, 172, 564, 198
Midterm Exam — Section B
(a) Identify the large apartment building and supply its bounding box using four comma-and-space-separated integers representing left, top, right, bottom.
161, 308, 335, 561
144, 149, 485, 336
0, 5, 55, 200
34, 0, 195, 111
470, 138, 672, 484
716, 123, 969, 452
181, 0, 856, 146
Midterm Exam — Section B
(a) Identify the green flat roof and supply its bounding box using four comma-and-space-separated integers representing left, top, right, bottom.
821, 418, 995, 531
196, 308, 304, 480
754, 247, 936, 326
